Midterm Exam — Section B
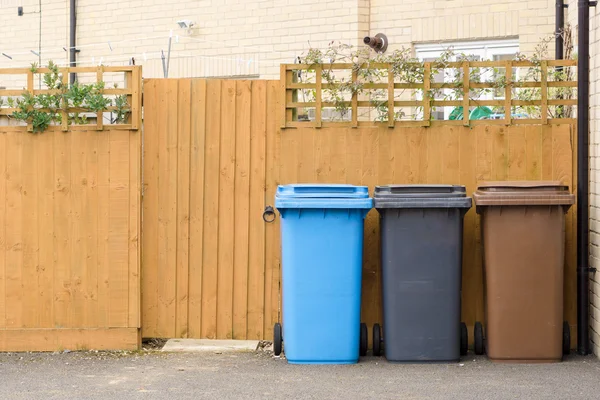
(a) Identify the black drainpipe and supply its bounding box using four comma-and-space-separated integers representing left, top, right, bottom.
556, 0, 567, 117
577, 0, 596, 356
69, 0, 77, 85
556, 0, 565, 61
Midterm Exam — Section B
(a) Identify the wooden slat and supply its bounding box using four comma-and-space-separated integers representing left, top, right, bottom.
26, 71, 33, 132
280, 64, 287, 129
505, 60, 512, 125
247, 81, 267, 339
131, 67, 142, 130
548, 81, 578, 87
157, 80, 178, 335
360, 127, 380, 339
86, 131, 99, 328
233, 81, 252, 339
492, 126, 509, 181
21, 130, 38, 328
548, 99, 578, 106
541, 61, 548, 124
53, 130, 71, 328
508, 127, 528, 181
387, 66, 395, 127
0, 328, 139, 352
175, 80, 192, 338
141, 80, 159, 337
526, 125, 542, 180
217, 80, 236, 339
96, 68, 104, 131
0, 132, 5, 328
469, 126, 486, 333
97, 127, 111, 329
423, 63, 431, 126
128, 129, 141, 331
315, 65, 322, 128
264, 80, 281, 337
188, 80, 207, 338
108, 128, 131, 328
284, 60, 577, 70
61, 73, 69, 131
351, 69, 358, 128
462, 62, 469, 126
70, 128, 86, 327
201, 80, 222, 339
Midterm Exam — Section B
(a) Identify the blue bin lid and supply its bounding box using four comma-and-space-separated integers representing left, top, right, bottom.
275, 184, 373, 209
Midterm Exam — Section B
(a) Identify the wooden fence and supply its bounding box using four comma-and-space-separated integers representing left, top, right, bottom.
281, 60, 577, 128
279, 123, 577, 345
0, 65, 142, 351
0, 128, 141, 351
142, 79, 280, 340
142, 78, 577, 345
0, 65, 142, 131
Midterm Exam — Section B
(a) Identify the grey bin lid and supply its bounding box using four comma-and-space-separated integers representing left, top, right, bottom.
374, 184, 472, 209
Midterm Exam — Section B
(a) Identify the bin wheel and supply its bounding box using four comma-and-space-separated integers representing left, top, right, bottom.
474, 321, 484, 355
460, 322, 468, 356
273, 323, 282, 356
373, 323, 382, 357
360, 323, 368, 357
563, 321, 571, 356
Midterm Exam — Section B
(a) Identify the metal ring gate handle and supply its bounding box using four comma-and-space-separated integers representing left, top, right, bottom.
263, 206, 276, 223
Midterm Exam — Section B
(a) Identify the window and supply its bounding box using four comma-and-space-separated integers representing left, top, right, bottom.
415, 40, 519, 119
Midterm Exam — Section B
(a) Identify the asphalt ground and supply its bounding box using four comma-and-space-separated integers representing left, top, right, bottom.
0, 350, 599, 399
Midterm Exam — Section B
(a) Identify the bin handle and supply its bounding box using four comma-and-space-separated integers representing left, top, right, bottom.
263, 206, 276, 223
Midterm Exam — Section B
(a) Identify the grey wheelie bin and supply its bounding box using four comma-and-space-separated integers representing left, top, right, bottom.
373, 185, 472, 362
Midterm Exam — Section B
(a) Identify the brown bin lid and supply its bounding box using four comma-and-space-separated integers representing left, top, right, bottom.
473, 181, 575, 206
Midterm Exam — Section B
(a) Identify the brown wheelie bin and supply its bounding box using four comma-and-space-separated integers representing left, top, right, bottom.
473, 181, 574, 363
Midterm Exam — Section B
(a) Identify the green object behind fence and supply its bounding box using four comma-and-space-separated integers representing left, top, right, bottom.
448, 106, 493, 121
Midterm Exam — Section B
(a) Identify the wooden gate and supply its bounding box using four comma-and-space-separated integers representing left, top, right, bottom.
142, 79, 280, 340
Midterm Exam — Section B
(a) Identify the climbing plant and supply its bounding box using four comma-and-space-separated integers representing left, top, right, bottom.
1, 60, 131, 133
297, 30, 576, 122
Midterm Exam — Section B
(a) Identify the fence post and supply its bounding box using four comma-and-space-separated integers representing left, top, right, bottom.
26, 70, 34, 132
423, 62, 431, 127
131, 67, 142, 130
351, 68, 358, 128
462, 62, 469, 126
541, 61, 548, 124
280, 64, 287, 129
388, 65, 395, 127
97, 67, 104, 131
505, 61, 512, 125
61, 70, 69, 131
315, 64, 322, 128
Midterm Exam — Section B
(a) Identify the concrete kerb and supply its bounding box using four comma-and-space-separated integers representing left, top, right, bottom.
161, 339, 260, 353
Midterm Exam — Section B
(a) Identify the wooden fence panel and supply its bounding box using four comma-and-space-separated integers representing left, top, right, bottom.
277, 124, 577, 346
142, 78, 577, 347
0, 129, 141, 351
142, 79, 279, 340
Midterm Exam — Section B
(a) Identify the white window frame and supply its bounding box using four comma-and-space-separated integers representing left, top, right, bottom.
415, 39, 519, 61
415, 40, 519, 119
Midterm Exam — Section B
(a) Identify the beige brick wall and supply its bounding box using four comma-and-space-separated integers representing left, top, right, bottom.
572, 0, 600, 357
370, 0, 556, 55
0, 0, 558, 86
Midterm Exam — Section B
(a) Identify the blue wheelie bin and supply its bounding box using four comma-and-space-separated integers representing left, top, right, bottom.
273, 184, 373, 364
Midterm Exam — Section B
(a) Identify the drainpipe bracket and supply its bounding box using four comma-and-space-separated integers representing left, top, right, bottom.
590, 1, 598, 7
